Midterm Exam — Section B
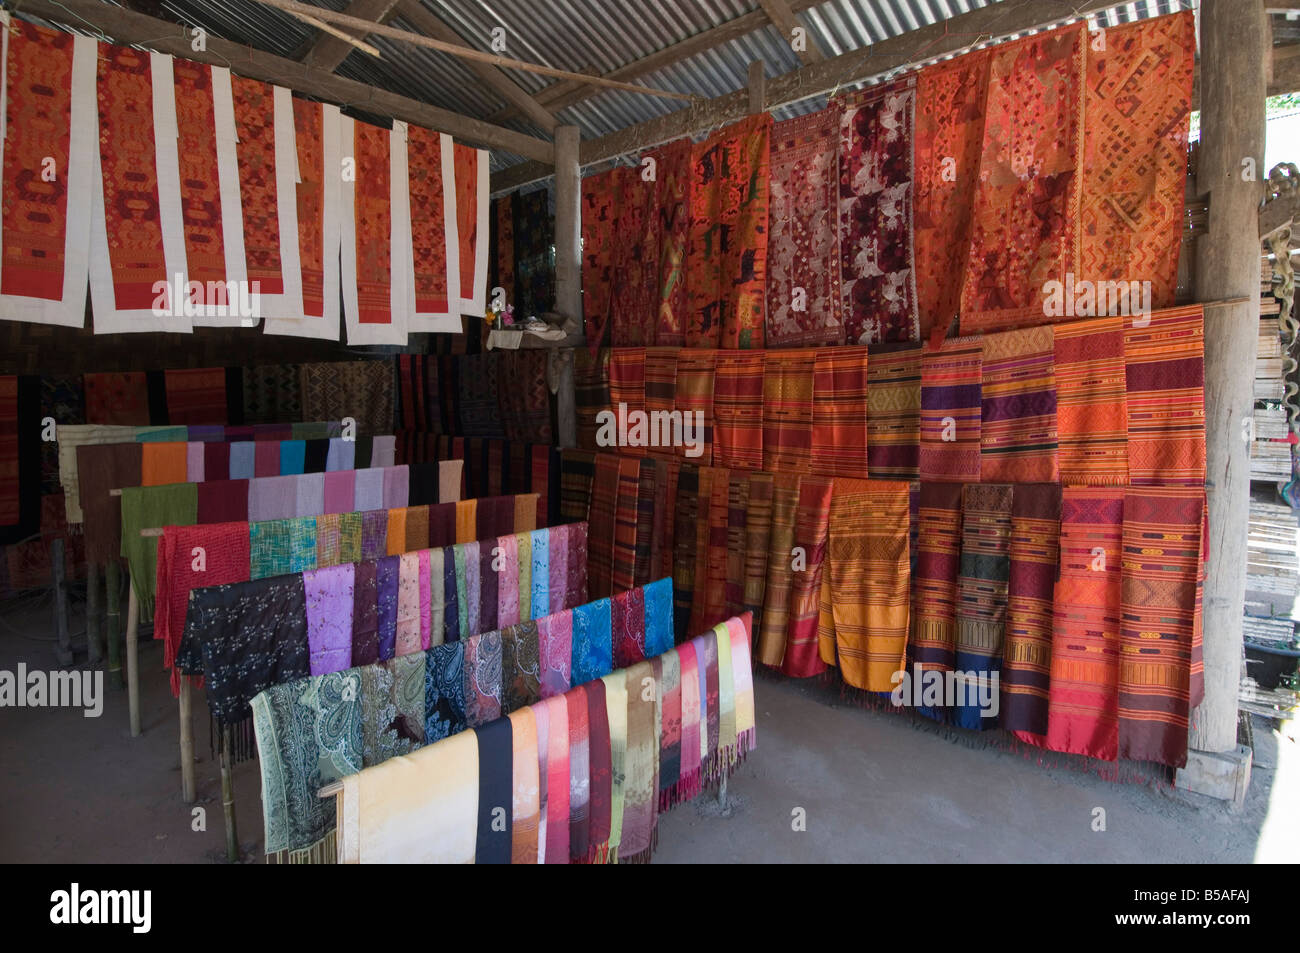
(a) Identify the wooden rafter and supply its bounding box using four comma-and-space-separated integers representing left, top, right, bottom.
758, 0, 823, 64
486, 0, 824, 125
299, 0, 401, 72
15, 0, 555, 162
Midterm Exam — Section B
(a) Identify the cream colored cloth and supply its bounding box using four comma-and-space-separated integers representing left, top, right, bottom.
337, 730, 478, 864
438, 459, 464, 503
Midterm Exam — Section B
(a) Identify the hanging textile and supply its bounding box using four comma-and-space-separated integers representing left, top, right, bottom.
782, 475, 832, 678
586, 454, 619, 599
755, 473, 800, 668
723, 473, 750, 619
262, 95, 342, 337
742, 472, 774, 626
1117, 487, 1202, 767
163, 368, 227, 425
765, 108, 844, 347
979, 326, 1059, 483
865, 345, 921, 479
607, 348, 646, 457
838, 77, 918, 344
999, 484, 1061, 743
961, 24, 1085, 334
499, 351, 552, 445
913, 47, 991, 340
493, 194, 514, 309
825, 479, 910, 691
0, 22, 95, 327
473, 717, 513, 864
1080, 12, 1194, 312
620, 660, 658, 863
919, 335, 982, 482
513, 187, 555, 322
252, 669, 362, 863
573, 348, 610, 453
337, 730, 478, 864
1054, 315, 1128, 485
0, 377, 39, 543
811, 345, 870, 478
610, 165, 659, 347
910, 481, 963, 720
452, 141, 490, 317
91, 47, 190, 333
712, 352, 765, 471
611, 456, 641, 593
652, 138, 692, 347
84, 373, 150, 426
762, 349, 815, 474
1125, 304, 1205, 486
1046, 487, 1124, 761
953, 484, 1013, 731
340, 116, 408, 345
581, 167, 624, 350
508, 708, 539, 863
558, 449, 594, 525
687, 114, 771, 349
172, 59, 248, 327
425, 640, 468, 743
674, 350, 716, 464
572, 596, 612, 688
298, 361, 392, 437
404, 126, 459, 331
120, 482, 196, 618
75, 441, 140, 560
456, 354, 506, 438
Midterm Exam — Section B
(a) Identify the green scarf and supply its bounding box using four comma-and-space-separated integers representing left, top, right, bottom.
120, 483, 197, 622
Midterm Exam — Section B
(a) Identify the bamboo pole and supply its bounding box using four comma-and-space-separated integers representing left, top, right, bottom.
86, 562, 102, 665
179, 680, 196, 803
125, 580, 140, 737
105, 560, 122, 687
220, 726, 240, 863
247, 0, 693, 102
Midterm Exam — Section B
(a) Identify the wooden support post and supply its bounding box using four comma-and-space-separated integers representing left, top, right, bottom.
220, 726, 240, 863
125, 580, 140, 737
179, 680, 196, 803
51, 539, 73, 667
553, 124, 581, 449
86, 562, 102, 665
748, 60, 766, 114
105, 560, 122, 687
1176, 0, 1265, 806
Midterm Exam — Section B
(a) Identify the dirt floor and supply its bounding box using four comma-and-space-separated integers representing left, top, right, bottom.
1, 593, 1295, 864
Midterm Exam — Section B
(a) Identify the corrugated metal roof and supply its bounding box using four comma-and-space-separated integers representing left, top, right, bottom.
148, 0, 1192, 174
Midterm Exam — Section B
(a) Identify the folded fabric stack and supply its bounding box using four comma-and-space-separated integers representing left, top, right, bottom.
179, 521, 590, 739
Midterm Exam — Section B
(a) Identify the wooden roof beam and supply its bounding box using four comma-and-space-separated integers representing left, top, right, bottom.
758, 0, 824, 64
298, 0, 402, 72
17, 0, 554, 162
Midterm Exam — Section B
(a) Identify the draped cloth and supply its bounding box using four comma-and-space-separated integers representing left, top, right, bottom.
652, 138, 692, 347
756, 474, 800, 668
502, 621, 542, 711
1080, 13, 1194, 312
611, 456, 641, 593
687, 114, 771, 349
474, 718, 513, 864
573, 349, 610, 453
1117, 487, 1203, 767
762, 350, 815, 474
572, 597, 612, 687
1125, 305, 1205, 486
0, 22, 95, 328
782, 475, 833, 678
919, 335, 982, 482
954, 484, 1013, 731
674, 350, 716, 465
824, 479, 910, 691
581, 166, 624, 350
1055, 316, 1128, 485
611, 585, 646, 669
586, 454, 619, 598
404, 127, 458, 331
838, 77, 918, 344
619, 660, 659, 864
76, 442, 140, 562
713, 352, 765, 470
914, 47, 991, 340
866, 345, 921, 478
743, 473, 774, 626
961, 24, 1085, 334
599, 669, 627, 863
337, 730, 478, 864
979, 326, 1059, 483
252, 669, 362, 864
608, 349, 646, 457
1000, 484, 1061, 743
911, 482, 963, 720
766, 108, 844, 347
1046, 487, 1124, 761
424, 640, 467, 743
567, 686, 591, 862
84, 374, 150, 426
120, 483, 197, 619
542, 693, 570, 864
507, 707, 540, 864
811, 345, 870, 478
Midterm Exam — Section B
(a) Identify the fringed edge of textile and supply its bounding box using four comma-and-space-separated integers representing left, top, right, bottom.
616, 828, 657, 864
660, 770, 704, 810
265, 830, 337, 864
208, 713, 258, 763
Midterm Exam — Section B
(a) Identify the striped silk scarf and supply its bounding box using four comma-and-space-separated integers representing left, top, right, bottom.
911, 482, 963, 721
573, 348, 610, 452
611, 455, 641, 593
999, 484, 1062, 743
585, 678, 612, 862
608, 348, 646, 457
920, 336, 983, 482
866, 345, 922, 478
1124, 305, 1205, 486
559, 449, 595, 525
824, 479, 911, 692
762, 350, 816, 473
954, 484, 1013, 731
811, 345, 870, 478
1046, 488, 1124, 761
586, 454, 620, 598
674, 350, 716, 464
619, 660, 659, 863
508, 708, 540, 864
756, 473, 801, 668
782, 475, 833, 678
979, 326, 1058, 483
743, 472, 775, 626
713, 352, 765, 470
1054, 316, 1128, 485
